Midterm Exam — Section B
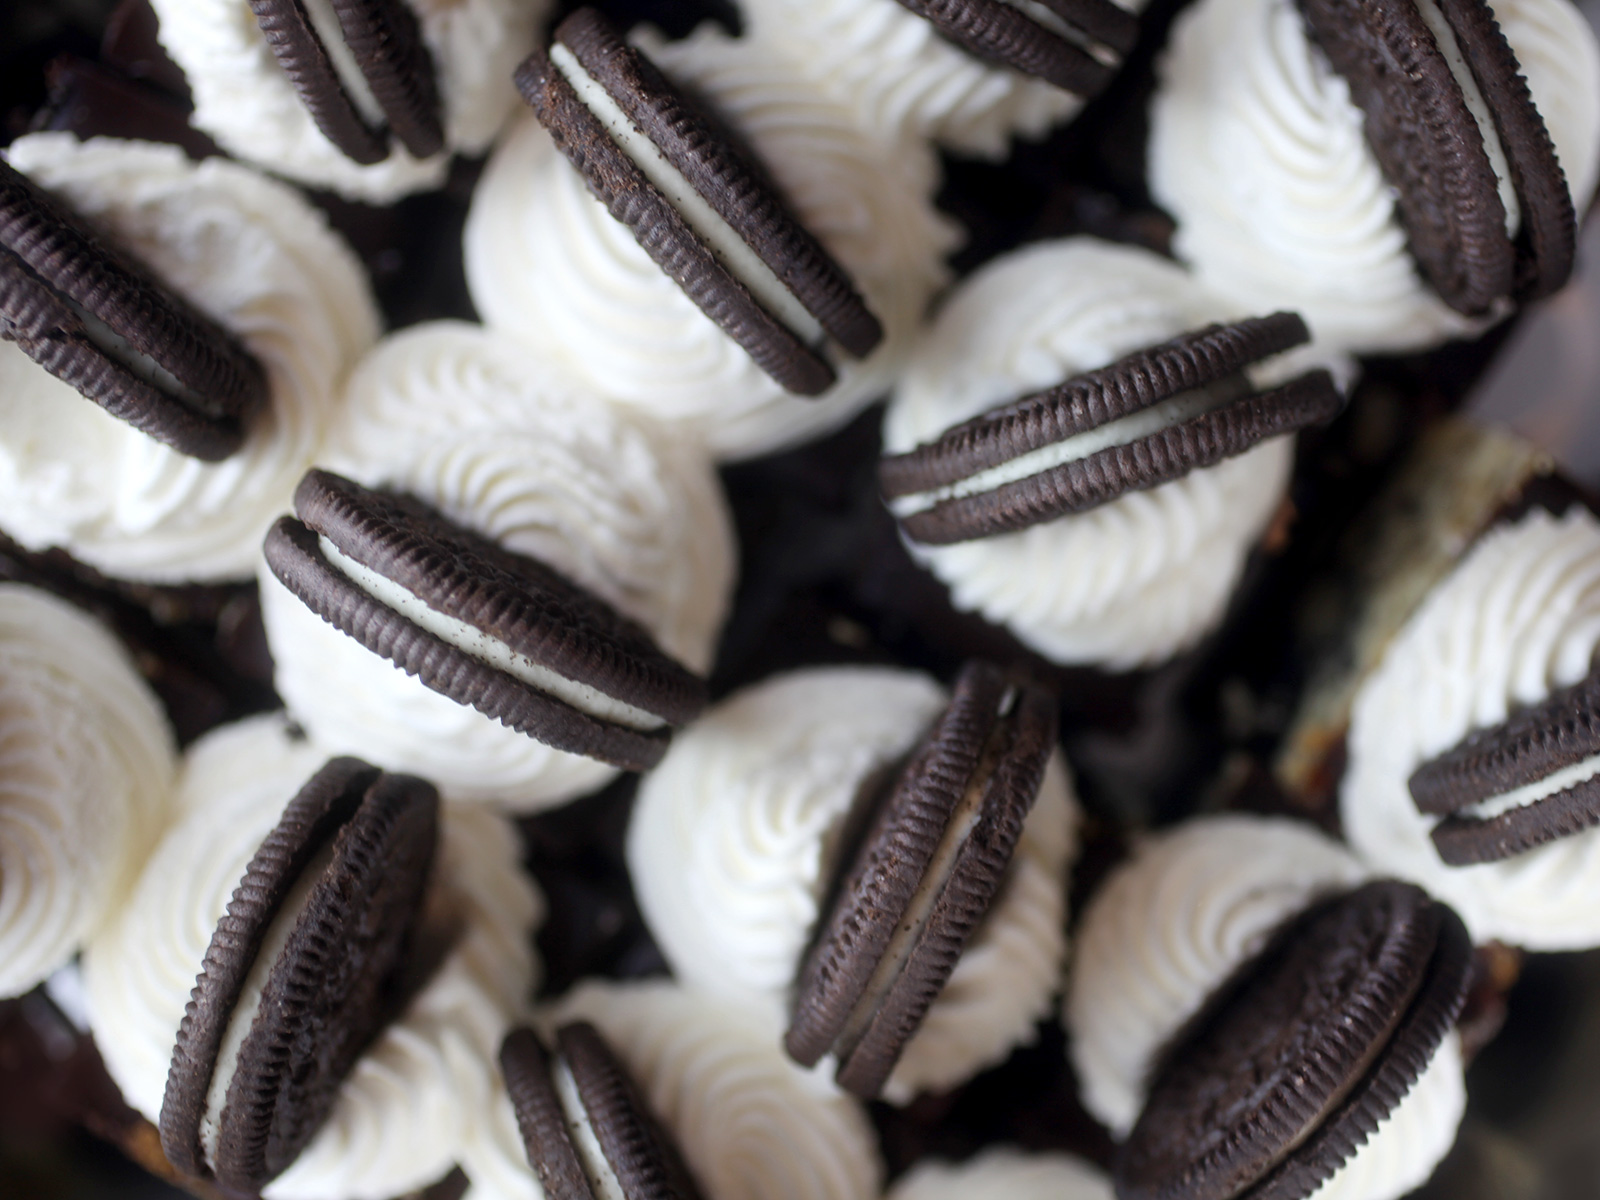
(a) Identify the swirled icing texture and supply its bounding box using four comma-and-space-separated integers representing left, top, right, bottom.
462, 979, 883, 1200
1063, 814, 1465, 1200
149, 0, 542, 202
259, 323, 736, 810
886, 1147, 1113, 1200
1149, 0, 1600, 355
627, 666, 1078, 1102
1343, 506, 1600, 949
81, 714, 543, 1200
735, 0, 1144, 160
0, 584, 176, 998
464, 24, 958, 462
884, 239, 1331, 670
0, 134, 379, 583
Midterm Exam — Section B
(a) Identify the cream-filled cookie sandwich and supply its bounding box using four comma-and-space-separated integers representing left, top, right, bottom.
1149, 0, 1600, 355
0, 134, 379, 583
259, 323, 734, 810
148, 0, 543, 202
628, 663, 1078, 1101
83, 714, 542, 1200
0, 584, 176, 999
466, 17, 956, 461
1065, 815, 1470, 1200
882, 238, 1345, 670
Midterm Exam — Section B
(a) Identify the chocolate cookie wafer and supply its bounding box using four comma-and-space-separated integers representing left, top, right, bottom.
785, 659, 1057, 1098
500, 1022, 707, 1200
263, 469, 707, 772
248, 0, 443, 164
1410, 663, 1600, 865
1297, 0, 1576, 312
892, 0, 1140, 96
879, 312, 1341, 545
160, 756, 438, 1191
1117, 880, 1471, 1200
0, 158, 266, 461
514, 8, 883, 396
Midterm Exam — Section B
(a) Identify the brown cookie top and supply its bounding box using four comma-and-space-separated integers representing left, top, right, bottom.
514, 8, 883, 396
262, 469, 706, 772
0, 158, 267, 461
879, 314, 1342, 545
247, 0, 443, 165
1116, 881, 1471, 1200
160, 757, 439, 1191
892, 0, 1140, 96
1296, 0, 1575, 313
785, 660, 1058, 1098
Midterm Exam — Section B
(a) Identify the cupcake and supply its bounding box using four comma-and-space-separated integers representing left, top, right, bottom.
0, 583, 176, 999
627, 663, 1077, 1101
0, 133, 379, 583
886, 1147, 1113, 1200
148, 0, 544, 202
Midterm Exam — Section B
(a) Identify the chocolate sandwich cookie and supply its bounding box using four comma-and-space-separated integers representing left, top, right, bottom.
879, 312, 1341, 545
514, 8, 883, 396
248, 0, 443, 164
263, 468, 707, 772
1410, 662, 1600, 865
1116, 880, 1471, 1200
160, 756, 439, 1191
892, 0, 1140, 96
1297, 0, 1575, 311
500, 1022, 707, 1200
0, 158, 267, 461
785, 659, 1056, 1098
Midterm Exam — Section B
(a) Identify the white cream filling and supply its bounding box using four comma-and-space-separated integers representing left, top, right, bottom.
1001, 0, 1125, 66
832, 686, 1018, 1062
1411, 0, 1521, 235
199, 837, 338, 1166
300, 0, 388, 130
316, 535, 667, 733
68, 296, 210, 413
1460, 749, 1600, 822
548, 42, 828, 351
552, 1055, 630, 1200
890, 379, 1246, 518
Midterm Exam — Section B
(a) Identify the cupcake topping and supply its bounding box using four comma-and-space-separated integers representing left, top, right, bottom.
247, 0, 444, 164
0, 158, 267, 461
514, 8, 883, 396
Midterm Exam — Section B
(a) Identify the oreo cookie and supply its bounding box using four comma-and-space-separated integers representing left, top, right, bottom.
1297, 0, 1575, 312
263, 469, 707, 772
1409, 663, 1600, 865
879, 313, 1342, 545
160, 756, 439, 1191
248, 0, 444, 165
892, 0, 1140, 97
0, 158, 267, 461
514, 8, 883, 396
1117, 880, 1471, 1200
499, 1022, 707, 1200
785, 659, 1057, 1098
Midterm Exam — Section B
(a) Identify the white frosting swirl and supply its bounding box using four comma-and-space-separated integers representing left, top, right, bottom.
0, 134, 379, 583
1149, 0, 1600, 355
1343, 506, 1600, 949
884, 239, 1325, 670
627, 666, 1078, 1101
464, 24, 957, 461
81, 714, 543, 1199
735, 0, 1143, 160
886, 1147, 1113, 1200
149, 0, 542, 202
0, 585, 176, 998
1063, 814, 1464, 1200
261, 323, 736, 810
462, 979, 884, 1200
